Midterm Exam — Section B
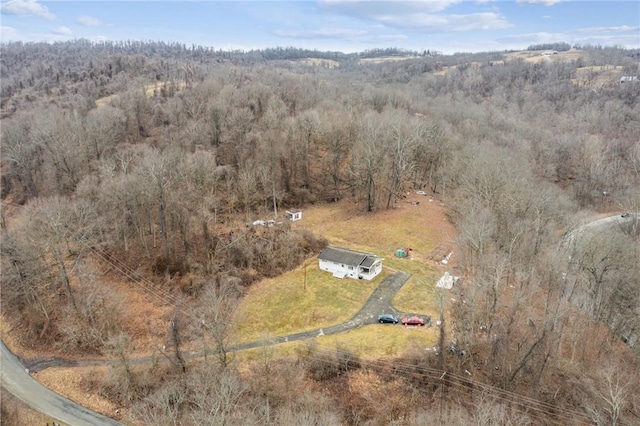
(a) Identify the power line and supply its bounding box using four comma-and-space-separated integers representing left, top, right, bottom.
302, 346, 594, 425
85, 246, 594, 424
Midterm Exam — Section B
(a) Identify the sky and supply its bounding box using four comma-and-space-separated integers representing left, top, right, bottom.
1, 0, 638, 54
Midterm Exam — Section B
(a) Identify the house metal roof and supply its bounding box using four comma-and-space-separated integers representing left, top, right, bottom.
318, 247, 377, 267
360, 256, 378, 268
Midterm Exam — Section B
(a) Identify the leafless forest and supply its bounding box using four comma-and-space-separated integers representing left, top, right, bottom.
1, 40, 639, 425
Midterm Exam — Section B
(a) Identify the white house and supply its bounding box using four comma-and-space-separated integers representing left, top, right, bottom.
620, 76, 638, 83
318, 247, 383, 280
285, 209, 302, 221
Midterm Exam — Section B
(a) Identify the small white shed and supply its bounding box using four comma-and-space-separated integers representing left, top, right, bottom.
286, 209, 302, 221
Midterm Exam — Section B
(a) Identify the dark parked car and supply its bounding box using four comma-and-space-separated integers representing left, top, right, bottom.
401, 315, 425, 326
378, 314, 399, 324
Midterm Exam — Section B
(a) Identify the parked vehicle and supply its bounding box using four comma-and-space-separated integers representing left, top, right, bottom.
401, 315, 425, 326
378, 314, 399, 324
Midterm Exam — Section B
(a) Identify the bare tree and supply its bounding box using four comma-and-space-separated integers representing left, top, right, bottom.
84, 105, 126, 160
199, 277, 241, 368
352, 113, 387, 212
140, 148, 180, 260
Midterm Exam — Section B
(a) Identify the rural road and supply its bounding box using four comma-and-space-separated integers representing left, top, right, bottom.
1, 271, 414, 425
1, 339, 126, 426
562, 212, 637, 247
4, 213, 635, 425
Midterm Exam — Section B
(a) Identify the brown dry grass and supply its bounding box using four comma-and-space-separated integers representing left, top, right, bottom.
316, 324, 439, 358
1, 193, 457, 418
35, 366, 128, 423
95, 81, 187, 108
294, 194, 455, 269
94, 266, 174, 353
574, 65, 624, 86
503, 49, 586, 63
234, 265, 384, 342
293, 58, 340, 68
358, 56, 413, 64
236, 194, 457, 349
436, 49, 590, 76
0, 390, 58, 426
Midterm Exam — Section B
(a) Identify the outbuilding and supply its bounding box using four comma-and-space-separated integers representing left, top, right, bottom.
285, 209, 302, 221
318, 247, 383, 280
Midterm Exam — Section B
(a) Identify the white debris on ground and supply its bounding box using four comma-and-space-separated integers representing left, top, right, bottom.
440, 252, 453, 265
436, 271, 460, 289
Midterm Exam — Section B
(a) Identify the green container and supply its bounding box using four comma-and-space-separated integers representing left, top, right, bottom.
395, 248, 407, 258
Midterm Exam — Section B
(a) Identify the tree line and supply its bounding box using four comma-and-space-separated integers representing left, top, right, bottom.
1, 40, 639, 424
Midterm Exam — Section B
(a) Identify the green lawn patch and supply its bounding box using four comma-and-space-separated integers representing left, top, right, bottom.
234, 199, 455, 356
235, 263, 386, 342
393, 273, 444, 318
234, 324, 438, 363
316, 324, 439, 359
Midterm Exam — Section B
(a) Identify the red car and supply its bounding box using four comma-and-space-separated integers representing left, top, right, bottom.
401, 316, 425, 326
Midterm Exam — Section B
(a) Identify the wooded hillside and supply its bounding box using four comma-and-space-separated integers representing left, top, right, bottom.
1, 41, 639, 425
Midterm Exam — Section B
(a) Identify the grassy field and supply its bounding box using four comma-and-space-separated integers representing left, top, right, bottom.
234, 195, 457, 354
315, 324, 439, 358
236, 324, 439, 363
234, 265, 385, 342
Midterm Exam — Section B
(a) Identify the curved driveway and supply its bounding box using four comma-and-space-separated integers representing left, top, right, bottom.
2, 271, 413, 425
233, 271, 412, 351
8, 212, 635, 425
8, 213, 634, 424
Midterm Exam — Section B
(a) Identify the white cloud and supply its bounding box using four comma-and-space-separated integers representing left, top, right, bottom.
355, 33, 408, 44
0, 0, 56, 20
52, 25, 72, 36
497, 31, 569, 44
516, 0, 563, 6
77, 15, 101, 27
1, 25, 19, 38
572, 33, 640, 48
578, 25, 640, 33
273, 27, 367, 39
377, 12, 513, 32
319, 0, 461, 15
317, 1, 511, 33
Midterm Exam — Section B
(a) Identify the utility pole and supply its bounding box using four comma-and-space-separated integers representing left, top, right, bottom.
304, 258, 307, 291
438, 289, 445, 423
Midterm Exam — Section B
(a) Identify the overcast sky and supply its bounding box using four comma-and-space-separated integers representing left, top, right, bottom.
1, 0, 638, 54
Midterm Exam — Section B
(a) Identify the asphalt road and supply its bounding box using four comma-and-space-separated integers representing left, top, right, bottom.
4, 213, 636, 424
1, 339, 125, 426
562, 212, 637, 248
